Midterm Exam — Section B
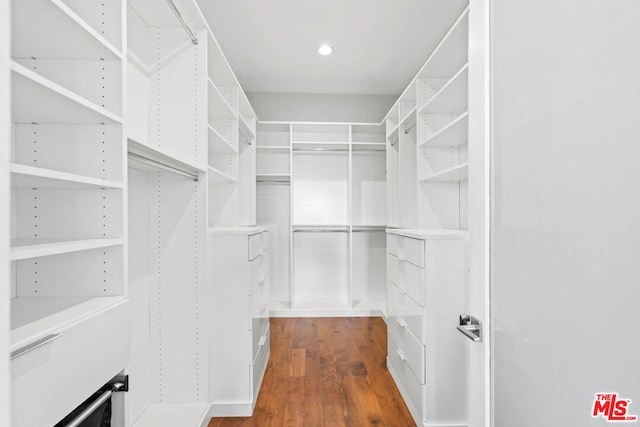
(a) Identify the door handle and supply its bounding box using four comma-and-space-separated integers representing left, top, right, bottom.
457, 314, 482, 342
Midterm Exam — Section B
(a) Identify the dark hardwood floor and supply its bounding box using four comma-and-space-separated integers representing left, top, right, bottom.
208, 317, 415, 427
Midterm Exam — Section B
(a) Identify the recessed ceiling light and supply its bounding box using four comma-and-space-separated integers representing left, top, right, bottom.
318, 44, 332, 56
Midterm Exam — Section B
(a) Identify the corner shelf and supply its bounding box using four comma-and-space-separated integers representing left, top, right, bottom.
11, 164, 123, 190
10, 238, 124, 261
420, 163, 469, 183
11, 61, 122, 124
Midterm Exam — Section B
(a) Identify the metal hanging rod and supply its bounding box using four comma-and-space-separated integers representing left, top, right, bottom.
257, 178, 290, 184
165, 0, 198, 45
292, 227, 349, 233
293, 148, 349, 153
128, 152, 199, 182
351, 227, 386, 232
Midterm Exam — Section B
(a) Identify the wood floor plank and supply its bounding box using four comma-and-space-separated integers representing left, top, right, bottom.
209, 317, 416, 427
290, 348, 306, 377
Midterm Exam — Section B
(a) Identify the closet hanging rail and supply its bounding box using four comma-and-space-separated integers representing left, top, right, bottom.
292, 148, 349, 153
165, 0, 198, 45
128, 152, 199, 182
292, 226, 349, 233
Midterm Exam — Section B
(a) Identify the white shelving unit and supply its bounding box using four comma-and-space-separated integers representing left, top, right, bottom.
125, 1, 209, 426
8, 0, 128, 426
382, 6, 471, 427
256, 122, 387, 316
385, 6, 469, 231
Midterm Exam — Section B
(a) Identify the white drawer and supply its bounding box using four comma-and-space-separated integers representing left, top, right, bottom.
387, 253, 398, 285
251, 323, 270, 402
387, 234, 425, 268
250, 250, 269, 294
252, 316, 269, 360
388, 335, 424, 424
11, 300, 130, 427
387, 308, 426, 384
248, 231, 268, 261
250, 276, 269, 328
392, 256, 425, 306
387, 281, 424, 345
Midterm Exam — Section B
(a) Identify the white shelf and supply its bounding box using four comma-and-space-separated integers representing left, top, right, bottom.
386, 228, 469, 239
10, 296, 127, 349
11, 164, 123, 190
420, 112, 469, 148
12, 0, 122, 60
11, 61, 122, 124
351, 225, 387, 231
351, 142, 386, 151
292, 225, 350, 232
132, 403, 209, 427
256, 145, 290, 152
10, 238, 123, 261
128, 138, 206, 175
208, 124, 237, 154
207, 78, 237, 120
208, 165, 237, 183
421, 163, 469, 182
292, 141, 349, 151
419, 64, 469, 115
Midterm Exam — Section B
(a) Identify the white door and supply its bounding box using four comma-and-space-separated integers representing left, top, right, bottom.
465, 1, 491, 426
492, 1, 640, 426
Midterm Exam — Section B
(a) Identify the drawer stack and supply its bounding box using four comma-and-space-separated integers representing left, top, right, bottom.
208, 227, 270, 417
386, 230, 468, 426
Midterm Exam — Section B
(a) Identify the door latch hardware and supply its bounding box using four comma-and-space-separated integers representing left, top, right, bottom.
457, 314, 482, 342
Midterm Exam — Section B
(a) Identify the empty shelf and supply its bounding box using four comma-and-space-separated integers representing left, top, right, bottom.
420, 112, 468, 148
11, 61, 122, 124
420, 163, 469, 182
11, 164, 123, 190
11, 238, 123, 261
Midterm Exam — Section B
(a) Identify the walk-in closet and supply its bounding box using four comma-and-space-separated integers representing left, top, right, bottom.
2, 0, 640, 426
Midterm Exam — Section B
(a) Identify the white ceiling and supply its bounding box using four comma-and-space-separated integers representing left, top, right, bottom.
195, 0, 468, 95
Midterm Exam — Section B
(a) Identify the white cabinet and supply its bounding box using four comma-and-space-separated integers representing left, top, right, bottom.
207, 228, 270, 417
386, 230, 467, 427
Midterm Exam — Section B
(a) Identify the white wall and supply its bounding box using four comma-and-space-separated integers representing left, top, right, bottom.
492, 1, 640, 426
247, 92, 397, 123
0, 0, 11, 423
